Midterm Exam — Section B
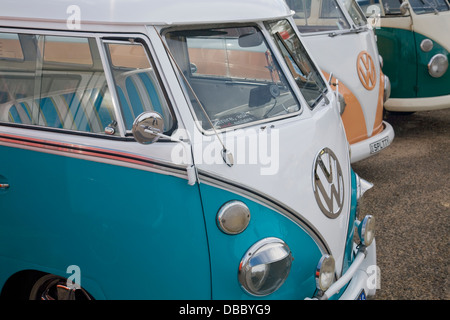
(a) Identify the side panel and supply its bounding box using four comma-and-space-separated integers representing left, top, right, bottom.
198, 182, 322, 300
375, 26, 417, 99
414, 32, 450, 98
0, 141, 211, 299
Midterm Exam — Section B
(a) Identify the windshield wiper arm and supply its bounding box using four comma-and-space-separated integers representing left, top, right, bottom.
329, 27, 365, 37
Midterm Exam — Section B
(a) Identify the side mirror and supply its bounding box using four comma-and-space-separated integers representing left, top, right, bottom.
400, 2, 410, 15
238, 32, 263, 48
132, 111, 165, 144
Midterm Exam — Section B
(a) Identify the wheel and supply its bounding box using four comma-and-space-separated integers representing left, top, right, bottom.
29, 274, 93, 300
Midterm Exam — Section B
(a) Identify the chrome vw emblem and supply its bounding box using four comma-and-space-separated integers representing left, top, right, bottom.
313, 148, 344, 219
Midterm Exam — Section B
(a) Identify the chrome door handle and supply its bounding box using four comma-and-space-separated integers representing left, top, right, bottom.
0, 183, 10, 189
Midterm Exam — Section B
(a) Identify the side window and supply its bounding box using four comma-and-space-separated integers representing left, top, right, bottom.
382, 0, 402, 14
0, 32, 119, 135
0, 33, 24, 60
104, 41, 174, 134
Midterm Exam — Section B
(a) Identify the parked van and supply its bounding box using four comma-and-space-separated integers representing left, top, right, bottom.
0, 0, 376, 300
357, 0, 450, 112
286, 0, 395, 163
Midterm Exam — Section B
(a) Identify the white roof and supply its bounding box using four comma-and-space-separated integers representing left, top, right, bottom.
0, 0, 292, 27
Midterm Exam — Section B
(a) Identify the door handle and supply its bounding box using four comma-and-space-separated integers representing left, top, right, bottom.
0, 183, 10, 189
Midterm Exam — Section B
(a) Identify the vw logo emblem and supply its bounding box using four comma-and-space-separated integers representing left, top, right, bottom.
313, 148, 344, 219
357, 51, 376, 91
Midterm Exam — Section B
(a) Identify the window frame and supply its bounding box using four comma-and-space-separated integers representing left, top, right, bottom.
0, 28, 177, 140
162, 22, 306, 135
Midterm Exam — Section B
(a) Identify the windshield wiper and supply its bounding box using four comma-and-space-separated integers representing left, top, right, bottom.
328, 27, 365, 37
310, 87, 329, 108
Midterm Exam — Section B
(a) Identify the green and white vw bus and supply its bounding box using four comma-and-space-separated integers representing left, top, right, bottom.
358, 0, 450, 112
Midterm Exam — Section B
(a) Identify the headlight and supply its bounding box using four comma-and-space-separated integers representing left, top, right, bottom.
315, 254, 335, 292
428, 54, 448, 78
238, 238, 292, 296
357, 215, 376, 247
216, 201, 250, 235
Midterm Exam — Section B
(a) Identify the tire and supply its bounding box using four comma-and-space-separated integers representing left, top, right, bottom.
29, 274, 93, 300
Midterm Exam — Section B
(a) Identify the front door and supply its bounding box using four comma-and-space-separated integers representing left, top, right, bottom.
0, 30, 210, 299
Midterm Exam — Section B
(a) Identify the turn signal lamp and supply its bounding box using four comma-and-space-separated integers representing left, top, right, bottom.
357, 215, 375, 247
315, 254, 335, 292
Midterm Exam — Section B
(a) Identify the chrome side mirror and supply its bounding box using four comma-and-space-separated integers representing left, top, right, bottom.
132, 112, 164, 144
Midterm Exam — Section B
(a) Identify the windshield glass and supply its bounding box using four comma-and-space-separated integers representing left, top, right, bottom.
165, 26, 301, 131
341, 0, 368, 26
409, 0, 449, 14
286, 0, 351, 33
265, 20, 328, 107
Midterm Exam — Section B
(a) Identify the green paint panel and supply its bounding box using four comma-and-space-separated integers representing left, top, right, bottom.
414, 33, 450, 98
375, 27, 417, 99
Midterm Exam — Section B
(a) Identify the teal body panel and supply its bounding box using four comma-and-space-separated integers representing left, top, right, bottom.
197, 170, 358, 300
198, 182, 322, 299
376, 27, 450, 99
0, 144, 211, 299
0, 141, 359, 299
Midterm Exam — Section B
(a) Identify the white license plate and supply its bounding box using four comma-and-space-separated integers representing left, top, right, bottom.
370, 136, 390, 154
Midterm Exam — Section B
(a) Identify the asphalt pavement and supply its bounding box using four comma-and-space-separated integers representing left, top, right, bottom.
352, 108, 450, 300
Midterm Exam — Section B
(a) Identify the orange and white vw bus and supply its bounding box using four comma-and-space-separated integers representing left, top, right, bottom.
286, 0, 395, 163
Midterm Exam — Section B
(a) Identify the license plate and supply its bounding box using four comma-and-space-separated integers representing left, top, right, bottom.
357, 290, 366, 300
370, 136, 390, 154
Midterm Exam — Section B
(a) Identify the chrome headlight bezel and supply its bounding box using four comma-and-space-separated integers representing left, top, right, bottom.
428, 54, 448, 78
238, 237, 292, 296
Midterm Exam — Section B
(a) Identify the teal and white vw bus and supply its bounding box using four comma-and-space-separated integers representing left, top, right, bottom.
357, 0, 450, 112
0, 0, 377, 300
286, 0, 395, 163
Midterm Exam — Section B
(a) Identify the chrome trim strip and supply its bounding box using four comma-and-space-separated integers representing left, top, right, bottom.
197, 169, 331, 255
0, 133, 188, 179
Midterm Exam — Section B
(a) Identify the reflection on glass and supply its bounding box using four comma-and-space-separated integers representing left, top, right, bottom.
166, 26, 301, 131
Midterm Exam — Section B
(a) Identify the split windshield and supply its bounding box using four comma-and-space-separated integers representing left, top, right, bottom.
409, 0, 449, 14
286, 0, 351, 32
341, 0, 367, 26
165, 23, 326, 131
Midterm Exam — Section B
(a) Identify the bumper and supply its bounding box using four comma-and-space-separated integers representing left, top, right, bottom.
384, 94, 450, 112
350, 121, 395, 163
322, 240, 377, 300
